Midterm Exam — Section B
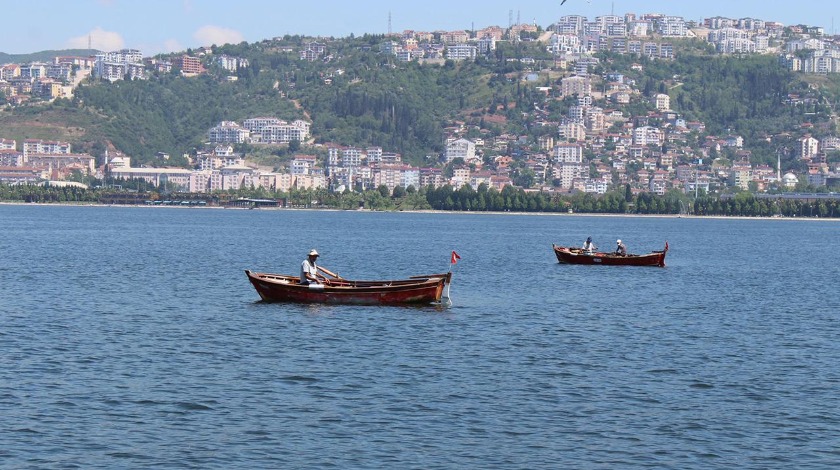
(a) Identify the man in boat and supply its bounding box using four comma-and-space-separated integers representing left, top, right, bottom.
582, 236, 597, 254
615, 239, 627, 256
300, 249, 324, 285
299, 249, 341, 285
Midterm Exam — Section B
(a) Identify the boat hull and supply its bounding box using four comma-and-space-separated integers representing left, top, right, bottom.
552, 243, 668, 267
245, 270, 452, 305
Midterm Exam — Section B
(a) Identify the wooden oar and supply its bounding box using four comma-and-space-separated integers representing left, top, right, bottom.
317, 265, 343, 279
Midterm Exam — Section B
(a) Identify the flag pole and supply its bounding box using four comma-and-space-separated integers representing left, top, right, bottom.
444, 250, 460, 302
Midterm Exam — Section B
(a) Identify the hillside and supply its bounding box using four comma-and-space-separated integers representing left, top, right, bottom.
3, 37, 840, 172
0, 49, 97, 64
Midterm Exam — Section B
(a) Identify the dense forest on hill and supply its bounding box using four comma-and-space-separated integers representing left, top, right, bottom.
2, 34, 840, 172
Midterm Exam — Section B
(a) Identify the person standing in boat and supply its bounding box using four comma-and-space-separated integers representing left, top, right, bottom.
582, 236, 597, 254
615, 239, 627, 256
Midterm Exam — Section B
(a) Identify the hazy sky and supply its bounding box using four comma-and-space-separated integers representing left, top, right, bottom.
1, 0, 836, 55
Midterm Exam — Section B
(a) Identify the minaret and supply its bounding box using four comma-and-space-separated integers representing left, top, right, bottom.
777, 152, 781, 180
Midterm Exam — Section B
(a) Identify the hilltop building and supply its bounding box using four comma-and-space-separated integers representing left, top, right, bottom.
94, 49, 145, 81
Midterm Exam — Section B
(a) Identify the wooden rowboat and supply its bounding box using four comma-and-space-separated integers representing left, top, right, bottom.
244, 270, 452, 305
552, 242, 668, 267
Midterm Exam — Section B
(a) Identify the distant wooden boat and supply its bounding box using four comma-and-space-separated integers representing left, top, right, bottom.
244, 270, 452, 305
552, 242, 669, 267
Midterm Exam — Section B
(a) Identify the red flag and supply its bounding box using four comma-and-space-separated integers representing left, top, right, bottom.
451, 251, 461, 264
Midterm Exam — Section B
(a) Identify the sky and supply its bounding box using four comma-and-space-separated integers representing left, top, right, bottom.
1, 0, 836, 55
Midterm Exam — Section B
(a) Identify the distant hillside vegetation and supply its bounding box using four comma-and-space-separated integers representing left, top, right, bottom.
0, 49, 98, 63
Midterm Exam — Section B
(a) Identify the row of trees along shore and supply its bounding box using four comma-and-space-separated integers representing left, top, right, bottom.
3, 183, 839, 218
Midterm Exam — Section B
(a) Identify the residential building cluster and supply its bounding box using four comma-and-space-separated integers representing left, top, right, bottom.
372, 10, 840, 75
0, 47, 249, 104
477, 87, 840, 195
79, 140, 512, 195
0, 139, 95, 183
3, 10, 840, 196
1, 9, 836, 108
780, 36, 840, 73
379, 13, 694, 63
0, 135, 512, 194
0, 56, 92, 103
208, 118, 311, 144
92, 48, 249, 80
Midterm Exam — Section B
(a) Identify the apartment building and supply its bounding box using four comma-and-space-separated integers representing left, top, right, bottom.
174, 55, 204, 75
556, 15, 587, 35
291, 155, 317, 175
420, 168, 445, 188
552, 161, 586, 189
0, 139, 17, 150
196, 151, 245, 171
372, 164, 412, 192
444, 138, 476, 163
340, 147, 364, 167
243, 117, 283, 132
22, 139, 71, 157
112, 166, 192, 190
0, 149, 24, 166
365, 147, 383, 164
208, 121, 250, 143
561, 76, 591, 97
633, 126, 662, 146
446, 44, 477, 61
216, 55, 240, 72
800, 135, 820, 160
0, 166, 43, 184
94, 49, 144, 81
654, 93, 671, 111
441, 31, 469, 44
656, 16, 688, 37
553, 143, 584, 163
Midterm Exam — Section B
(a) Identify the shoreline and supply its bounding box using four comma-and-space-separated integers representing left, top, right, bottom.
1, 201, 837, 221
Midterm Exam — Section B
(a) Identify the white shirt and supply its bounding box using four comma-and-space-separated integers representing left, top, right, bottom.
300, 259, 318, 284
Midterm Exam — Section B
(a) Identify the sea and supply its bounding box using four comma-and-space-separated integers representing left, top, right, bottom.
1, 204, 839, 469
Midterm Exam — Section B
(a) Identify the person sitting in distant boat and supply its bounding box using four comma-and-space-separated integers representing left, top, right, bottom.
582, 236, 597, 254
615, 239, 627, 256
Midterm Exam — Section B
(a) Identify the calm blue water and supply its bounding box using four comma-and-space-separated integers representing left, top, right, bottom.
2, 205, 839, 469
